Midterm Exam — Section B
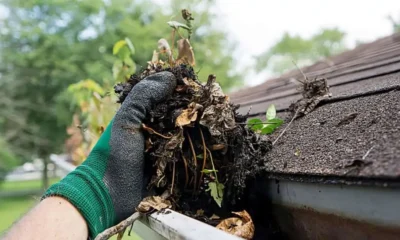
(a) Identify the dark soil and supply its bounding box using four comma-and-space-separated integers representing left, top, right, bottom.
115, 64, 272, 229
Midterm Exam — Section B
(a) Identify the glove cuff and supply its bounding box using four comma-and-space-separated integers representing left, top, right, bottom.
43, 164, 115, 238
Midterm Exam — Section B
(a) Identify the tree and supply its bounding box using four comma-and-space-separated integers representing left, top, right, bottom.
0, 0, 242, 170
255, 28, 347, 74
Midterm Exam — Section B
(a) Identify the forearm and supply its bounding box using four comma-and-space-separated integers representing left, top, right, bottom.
3, 196, 88, 240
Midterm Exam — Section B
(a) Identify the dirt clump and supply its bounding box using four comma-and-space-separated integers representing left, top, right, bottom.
115, 63, 271, 223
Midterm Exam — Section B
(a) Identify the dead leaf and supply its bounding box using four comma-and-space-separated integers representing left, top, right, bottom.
216, 210, 254, 240
200, 104, 236, 137
176, 39, 195, 66
210, 214, 220, 220
151, 50, 159, 63
136, 196, 172, 214
195, 209, 205, 217
176, 109, 198, 127
165, 130, 184, 150
158, 38, 172, 58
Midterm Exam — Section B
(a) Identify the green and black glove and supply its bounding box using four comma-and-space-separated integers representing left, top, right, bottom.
43, 72, 176, 238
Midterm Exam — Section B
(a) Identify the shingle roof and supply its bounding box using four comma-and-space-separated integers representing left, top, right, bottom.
231, 33, 400, 182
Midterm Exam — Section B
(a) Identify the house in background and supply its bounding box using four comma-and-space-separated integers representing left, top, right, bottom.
230, 32, 400, 239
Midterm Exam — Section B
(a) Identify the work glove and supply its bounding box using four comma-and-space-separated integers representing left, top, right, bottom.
43, 72, 176, 238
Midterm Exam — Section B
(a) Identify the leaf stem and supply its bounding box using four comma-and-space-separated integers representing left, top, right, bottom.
186, 132, 197, 191
198, 128, 207, 190
206, 148, 218, 183
171, 160, 176, 194
181, 151, 189, 188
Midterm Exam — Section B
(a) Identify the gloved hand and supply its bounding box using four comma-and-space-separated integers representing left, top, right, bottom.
43, 72, 176, 238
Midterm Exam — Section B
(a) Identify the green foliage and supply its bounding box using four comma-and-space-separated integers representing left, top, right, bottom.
256, 28, 347, 74
0, 0, 241, 164
248, 104, 284, 134
167, 21, 190, 31
206, 182, 224, 207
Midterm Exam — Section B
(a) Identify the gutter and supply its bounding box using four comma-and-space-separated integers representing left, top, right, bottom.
264, 179, 400, 240
51, 154, 400, 239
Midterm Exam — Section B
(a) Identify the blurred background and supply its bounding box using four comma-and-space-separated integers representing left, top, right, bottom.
0, 0, 399, 236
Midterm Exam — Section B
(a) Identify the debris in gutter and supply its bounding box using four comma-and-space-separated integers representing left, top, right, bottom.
273, 62, 332, 145
216, 210, 255, 240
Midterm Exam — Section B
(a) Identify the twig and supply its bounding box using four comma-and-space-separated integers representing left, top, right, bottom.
142, 124, 172, 139
292, 60, 307, 84
198, 128, 207, 190
362, 145, 375, 160
186, 132, 197, 191
94, 212, 141, 240
171, 160, 176, 194
181, 152, 189, 188
273, 110, 299, 146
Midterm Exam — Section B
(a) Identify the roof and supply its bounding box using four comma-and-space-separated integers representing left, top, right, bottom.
231, 32, 400, 182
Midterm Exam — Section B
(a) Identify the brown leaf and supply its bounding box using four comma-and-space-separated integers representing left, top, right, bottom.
176, 39, 196, 66
195, 209, 204, 217
216, 210, 254, 240
176, 109, 198, 127
165, 130, 184, 150
136, 196, 172, 214
158, 38, 172, 58
151, 50, 159, 63
210, 214, 220, 220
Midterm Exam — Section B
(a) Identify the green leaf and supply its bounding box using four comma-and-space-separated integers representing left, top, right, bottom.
124, 37, 135, 55
260, 124, 276, 134
247, 118, 263, 131
196, 154, 203, 159
124, 57, 136, 74
206, 182, 224, 207
267, 118, 284, 125
266, 104, 276, 120
167, 21, 190, 30
117, 46, 131, 61
201, 169, 218, 174
113, 40, 127, 55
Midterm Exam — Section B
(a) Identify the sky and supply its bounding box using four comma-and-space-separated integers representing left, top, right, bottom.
212, 0, 400, 86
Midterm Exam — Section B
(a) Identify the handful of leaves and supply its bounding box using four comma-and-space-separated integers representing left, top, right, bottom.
113, 9, 279, 240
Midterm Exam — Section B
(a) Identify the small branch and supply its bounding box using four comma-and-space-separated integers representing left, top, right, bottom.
186, 132, 197, 191
94, 212, 141, 240
181, 152, 189, 188
273, 110, 299, 146
198, 128, 207, 190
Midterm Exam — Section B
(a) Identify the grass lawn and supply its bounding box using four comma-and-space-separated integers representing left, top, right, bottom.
0, 196, 38, 234
0, 178, 60, 192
